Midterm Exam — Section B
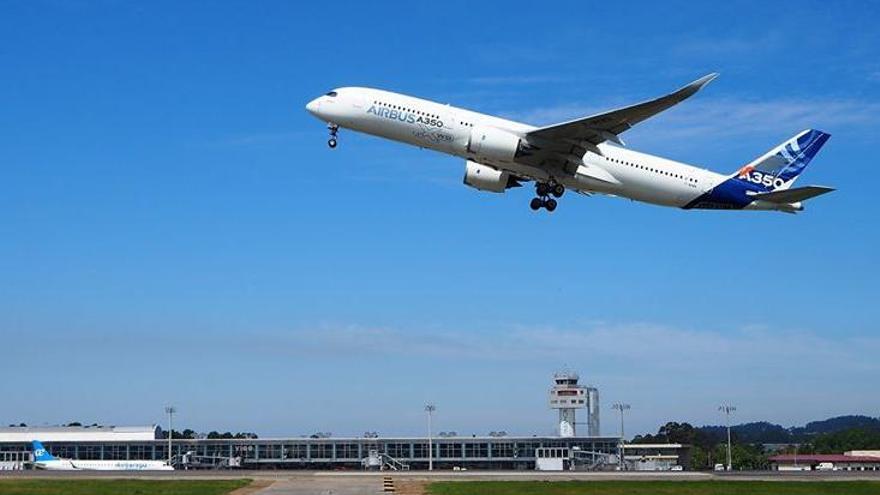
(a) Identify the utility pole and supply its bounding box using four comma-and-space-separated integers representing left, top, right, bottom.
719, 404, 736, 471
611, 403, 630, 471
425, 404, 436, 471
165, 406, 176, 466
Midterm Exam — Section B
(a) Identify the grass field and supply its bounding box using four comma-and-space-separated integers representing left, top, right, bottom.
0, 479, 251, 495
427, 480, 880, 495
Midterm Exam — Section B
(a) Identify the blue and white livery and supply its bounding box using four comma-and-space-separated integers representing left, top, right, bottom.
30, 440, 174, 471
306, 74, 833, 213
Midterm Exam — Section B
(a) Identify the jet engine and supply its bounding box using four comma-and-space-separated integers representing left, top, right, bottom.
463, 161, 521, 193
467, 126, 527, 162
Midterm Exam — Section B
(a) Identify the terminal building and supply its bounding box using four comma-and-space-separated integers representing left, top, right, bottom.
0, 373, 687, 471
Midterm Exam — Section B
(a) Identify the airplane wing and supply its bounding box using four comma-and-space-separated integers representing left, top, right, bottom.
525, 73, 718, 154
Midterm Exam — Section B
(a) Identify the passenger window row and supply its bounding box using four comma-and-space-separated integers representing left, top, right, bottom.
373, 100, 438, 120
607, 157, 697, 183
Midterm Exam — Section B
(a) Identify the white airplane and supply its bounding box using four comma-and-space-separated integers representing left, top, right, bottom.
30, 440, 174, 471
305, 74, 833, 212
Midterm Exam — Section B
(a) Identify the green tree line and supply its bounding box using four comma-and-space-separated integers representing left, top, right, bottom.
632, 419, 880, 470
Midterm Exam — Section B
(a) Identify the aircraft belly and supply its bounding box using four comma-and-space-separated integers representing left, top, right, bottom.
609, 167, 697, 207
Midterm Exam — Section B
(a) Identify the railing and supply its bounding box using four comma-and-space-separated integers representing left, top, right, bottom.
571, 450, 612, 471
380, 453, 409, 471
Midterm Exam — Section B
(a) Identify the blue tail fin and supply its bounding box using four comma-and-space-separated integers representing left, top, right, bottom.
32, 440, 57, 461
733, 129, 831, 191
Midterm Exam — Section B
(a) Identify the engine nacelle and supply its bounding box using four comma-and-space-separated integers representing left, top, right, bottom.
467, 126, 523, 162
463, 161, 511, 193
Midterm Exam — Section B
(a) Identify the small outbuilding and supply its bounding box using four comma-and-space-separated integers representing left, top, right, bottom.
769, 454, 880, 471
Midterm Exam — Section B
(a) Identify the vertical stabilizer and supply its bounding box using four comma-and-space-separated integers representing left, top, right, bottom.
32, 440, 58, 462
733, 129, 831, 191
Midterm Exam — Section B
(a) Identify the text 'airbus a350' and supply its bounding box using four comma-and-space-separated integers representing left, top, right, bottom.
306, 74, 832, 213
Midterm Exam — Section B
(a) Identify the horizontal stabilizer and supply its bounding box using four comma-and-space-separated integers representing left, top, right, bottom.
749, 185, 834, 203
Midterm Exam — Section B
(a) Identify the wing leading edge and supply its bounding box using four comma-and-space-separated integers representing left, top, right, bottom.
748, 185, 835, 204
525, 73, 718, 152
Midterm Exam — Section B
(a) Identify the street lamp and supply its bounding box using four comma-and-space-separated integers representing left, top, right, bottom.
719, 404, 736, 471
425, 404, 436, 471
165, 406, 176, 465
611, 403, 631, 471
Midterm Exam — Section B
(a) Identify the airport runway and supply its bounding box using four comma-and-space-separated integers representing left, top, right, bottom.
4, 470, 880, 494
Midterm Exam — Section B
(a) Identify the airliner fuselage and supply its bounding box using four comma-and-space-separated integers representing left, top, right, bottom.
306, 76, 832, 213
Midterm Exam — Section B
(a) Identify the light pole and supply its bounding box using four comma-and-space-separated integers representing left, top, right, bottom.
719, 404, 736, 471
425, 404, 436, 471
611, 403, 630, 471
165, 406, 176, 465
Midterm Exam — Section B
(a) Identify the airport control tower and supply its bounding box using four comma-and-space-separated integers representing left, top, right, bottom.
549, 371, 600, 437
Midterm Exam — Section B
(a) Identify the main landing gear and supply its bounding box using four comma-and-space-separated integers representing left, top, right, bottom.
530, 182, 564, 212
327, 124, 339, 148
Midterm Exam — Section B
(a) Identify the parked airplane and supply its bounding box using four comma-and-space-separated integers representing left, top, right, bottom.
30, 440, 174, 471
305, 74, 833, 212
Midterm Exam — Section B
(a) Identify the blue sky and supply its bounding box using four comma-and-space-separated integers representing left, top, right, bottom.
1, 1, 878, 437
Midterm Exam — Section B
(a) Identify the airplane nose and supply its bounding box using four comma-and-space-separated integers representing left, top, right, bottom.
305, 98, 320, 116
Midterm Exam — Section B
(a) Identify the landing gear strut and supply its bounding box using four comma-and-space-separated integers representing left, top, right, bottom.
327, 124, 339, 148
531, 182, 563, 212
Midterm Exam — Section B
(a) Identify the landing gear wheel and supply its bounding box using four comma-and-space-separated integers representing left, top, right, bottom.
530, 198, 543, 211
552, 184, 565, 198
327, 123, 339, 149
544, 198, 558, 212
536, 183, 550, 197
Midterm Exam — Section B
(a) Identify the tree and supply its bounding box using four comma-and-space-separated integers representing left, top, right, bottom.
811, 428, 880, 453
730, 444, 769, 470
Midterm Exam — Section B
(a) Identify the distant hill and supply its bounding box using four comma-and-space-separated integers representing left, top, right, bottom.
698, 415, 880, 444
792, 415, 880, 436
634, 415, 880, 447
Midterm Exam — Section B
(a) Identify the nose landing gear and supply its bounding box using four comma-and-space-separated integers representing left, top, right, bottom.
530, 182, 563, 212
327, 124, 339, 148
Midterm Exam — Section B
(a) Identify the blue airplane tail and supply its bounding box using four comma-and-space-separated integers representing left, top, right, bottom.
32, 440, 57, 462
731, 129, 831, 192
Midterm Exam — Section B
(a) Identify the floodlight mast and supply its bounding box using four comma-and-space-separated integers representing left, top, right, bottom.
719, 404, 736, 471
611, 403, 631, 471
425, 404, 436, 471
164, 406, 176, 465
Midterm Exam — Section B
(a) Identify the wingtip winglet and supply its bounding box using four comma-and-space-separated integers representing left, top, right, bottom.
694, 72, 719, 88
677, 73, 719, 98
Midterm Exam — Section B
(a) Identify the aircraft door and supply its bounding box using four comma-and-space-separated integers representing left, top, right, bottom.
442, 106, 456, 132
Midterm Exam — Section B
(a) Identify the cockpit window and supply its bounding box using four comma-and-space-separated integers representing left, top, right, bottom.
325, 91, 338, 97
